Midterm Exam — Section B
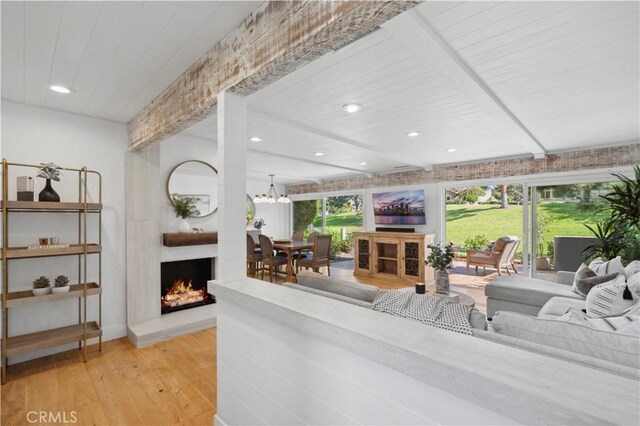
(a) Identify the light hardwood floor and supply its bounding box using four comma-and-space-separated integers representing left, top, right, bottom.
2, 261, 499, 425
1, 329, 217, 426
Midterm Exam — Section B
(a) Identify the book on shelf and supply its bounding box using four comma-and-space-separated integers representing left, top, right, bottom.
27, 244, 70, 250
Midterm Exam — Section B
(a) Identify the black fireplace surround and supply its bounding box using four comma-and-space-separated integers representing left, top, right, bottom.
160, 257, 216, 314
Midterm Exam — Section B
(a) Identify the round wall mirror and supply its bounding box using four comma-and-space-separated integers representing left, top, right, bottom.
246, 194, 255, 225
167, 160, 218, 218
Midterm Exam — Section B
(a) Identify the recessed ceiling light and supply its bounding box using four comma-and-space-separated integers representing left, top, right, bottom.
360, 162, 368, 166
50, 85, 72, 94
342, 103, 361, 113
446, 148, 457, 152
314, 152, 325, 156
249, 136, 262, 142
407, 131, 419, 137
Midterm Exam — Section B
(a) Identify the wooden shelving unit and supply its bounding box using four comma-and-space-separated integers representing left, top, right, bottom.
1, 244, 101, 259
1, 160, 103, 384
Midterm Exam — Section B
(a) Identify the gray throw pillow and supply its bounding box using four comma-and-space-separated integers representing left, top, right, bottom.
574, 266, 618, 297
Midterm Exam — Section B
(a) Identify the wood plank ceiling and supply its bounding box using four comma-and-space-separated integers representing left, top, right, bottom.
185, 1, 639, 184
2, 1, 638, 185
1, 1, 262, 123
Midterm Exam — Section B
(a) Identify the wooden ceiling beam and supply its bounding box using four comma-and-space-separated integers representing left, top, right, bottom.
127, 0, 418, 151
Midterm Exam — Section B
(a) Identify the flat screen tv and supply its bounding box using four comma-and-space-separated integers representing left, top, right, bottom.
372, 189, 426, 225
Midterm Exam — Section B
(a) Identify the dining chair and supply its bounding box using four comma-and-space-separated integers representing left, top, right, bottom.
296, 234, 332, 276
299, 231, 320, 259
247, 234, 262, 277
278, 230, 307, 259
259, 234, 287, 282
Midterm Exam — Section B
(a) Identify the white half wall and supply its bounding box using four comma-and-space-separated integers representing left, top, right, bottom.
1, 100, 127, 363
214, 279, 639, 426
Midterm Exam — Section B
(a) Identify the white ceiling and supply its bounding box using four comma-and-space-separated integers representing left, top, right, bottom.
185, 1, 640, 184
2, 1, 638, 186
1, 1, 262, 122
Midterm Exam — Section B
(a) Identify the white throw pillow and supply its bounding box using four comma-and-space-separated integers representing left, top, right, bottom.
588, 256, 626, 278
586, 275, 636, 317
625, 260, 640, 278
628, 271, 640, 297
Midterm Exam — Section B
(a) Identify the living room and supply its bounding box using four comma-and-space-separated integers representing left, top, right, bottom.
1, 1, 639, 425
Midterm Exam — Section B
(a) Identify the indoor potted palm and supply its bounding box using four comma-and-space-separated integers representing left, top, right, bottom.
171, 195, 200, 233
425, 242, 455, 294
37, 162, 63, 202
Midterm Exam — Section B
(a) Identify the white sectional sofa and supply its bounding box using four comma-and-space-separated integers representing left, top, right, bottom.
286, 271, 639, 380
484, 271, 582, 318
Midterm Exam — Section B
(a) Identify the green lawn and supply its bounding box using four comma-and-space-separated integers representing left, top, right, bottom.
446, 202, 606, 250
312, 211, 363, 233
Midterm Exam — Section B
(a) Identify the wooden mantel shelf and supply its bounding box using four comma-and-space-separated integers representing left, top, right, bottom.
163, 232, 218, 247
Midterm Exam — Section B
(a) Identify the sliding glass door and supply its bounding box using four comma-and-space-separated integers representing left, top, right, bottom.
291, 194, 364, 261
528, 181, 616, 281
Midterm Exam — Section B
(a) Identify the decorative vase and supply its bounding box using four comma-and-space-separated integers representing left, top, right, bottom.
435, 270, 450, 294
38, 179, 60, 202
52, 286, 70, 294
32, 287, 51, 296
177, 219, 190, 233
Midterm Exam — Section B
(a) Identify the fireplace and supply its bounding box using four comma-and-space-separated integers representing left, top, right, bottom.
160, 258, 216, 314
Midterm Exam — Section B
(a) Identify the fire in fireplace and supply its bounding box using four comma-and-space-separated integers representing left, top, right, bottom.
161, 258, 215, 314
162, 279, 206, 308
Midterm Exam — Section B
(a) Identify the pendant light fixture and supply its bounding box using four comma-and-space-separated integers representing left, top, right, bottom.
253, 174, 290, 204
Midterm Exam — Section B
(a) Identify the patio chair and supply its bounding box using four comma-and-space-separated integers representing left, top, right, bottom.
466, 237, 520, 276
247, 234, 262, 277
296, 234, 332, 276
259, 234, 287, 282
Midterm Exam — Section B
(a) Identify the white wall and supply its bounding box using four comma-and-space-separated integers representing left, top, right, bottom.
1, 100, 127, 363
161, 133, 288, 239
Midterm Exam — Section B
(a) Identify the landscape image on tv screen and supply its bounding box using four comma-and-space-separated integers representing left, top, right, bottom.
372, 189, 426, 225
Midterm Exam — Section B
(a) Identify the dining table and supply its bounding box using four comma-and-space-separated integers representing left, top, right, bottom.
272, 240, 314, 283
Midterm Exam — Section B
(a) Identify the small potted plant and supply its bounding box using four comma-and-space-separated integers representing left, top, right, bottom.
425, 242, 455, 294
52, 275, 70, 294
32, 276, 51, 296
171, 195, 200, 233
37, 162, 63, 202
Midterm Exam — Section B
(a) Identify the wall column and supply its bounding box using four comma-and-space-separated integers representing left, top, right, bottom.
217, 91, 247, 283
125, 144, 161, 325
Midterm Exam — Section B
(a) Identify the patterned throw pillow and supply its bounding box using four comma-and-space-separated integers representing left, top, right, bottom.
586, 276, 636, 318
588, 256, 626, 278
557, 306, 639, 335
571, 263, 618, 297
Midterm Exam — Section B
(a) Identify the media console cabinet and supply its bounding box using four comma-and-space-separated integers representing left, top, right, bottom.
353, 231, 435, 284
